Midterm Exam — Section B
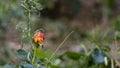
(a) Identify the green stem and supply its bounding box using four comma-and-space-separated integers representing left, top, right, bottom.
46, 31, 74, 66
27, 10, 33, 49
28, 11, 31, 36
32, 47, 37, 64
27, 10, 31, 40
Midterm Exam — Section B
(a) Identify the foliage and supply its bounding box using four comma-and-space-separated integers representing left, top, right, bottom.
1, 0, 120, 68
112, 16, 120, 31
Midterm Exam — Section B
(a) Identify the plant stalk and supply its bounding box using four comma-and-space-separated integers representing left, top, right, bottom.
32, 47, 37, 64
46, 31, 74, 66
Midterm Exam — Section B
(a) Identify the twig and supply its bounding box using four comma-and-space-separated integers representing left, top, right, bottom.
46, 31, 74, 66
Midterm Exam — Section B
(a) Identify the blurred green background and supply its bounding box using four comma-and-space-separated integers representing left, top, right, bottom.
0, 0, 120, 67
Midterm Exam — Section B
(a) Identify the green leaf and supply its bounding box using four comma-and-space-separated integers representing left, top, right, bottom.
65, 51, 84, 60
53, 59, 61, 66
115, 31, 120, 40
36, 49, 45, 58
103, 46, 110, 52
112, 16, 120, 31
49, 65, 60, 68
16, 49, 28, 60
45, 50, 53, 58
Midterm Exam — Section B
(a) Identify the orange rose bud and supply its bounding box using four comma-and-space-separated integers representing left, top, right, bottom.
32, 31, 44, 44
